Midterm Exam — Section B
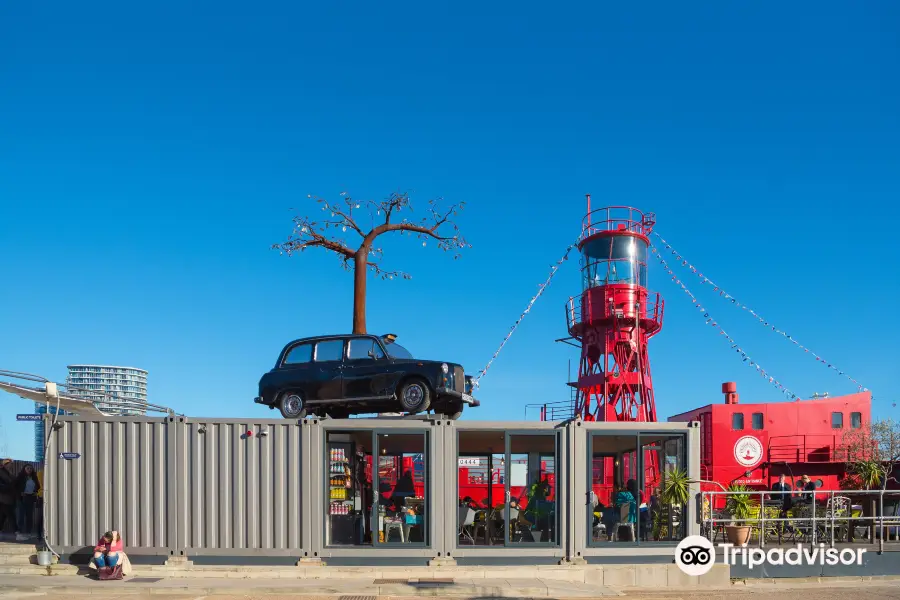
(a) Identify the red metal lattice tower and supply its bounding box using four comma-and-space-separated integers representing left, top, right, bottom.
565, 199, 664, 423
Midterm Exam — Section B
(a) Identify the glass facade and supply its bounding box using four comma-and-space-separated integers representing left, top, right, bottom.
589, 432, 687, 544
457, 430, 559, 547
325, 430, 429, 546
581, 235, 648, 288
66, 364, 149, 416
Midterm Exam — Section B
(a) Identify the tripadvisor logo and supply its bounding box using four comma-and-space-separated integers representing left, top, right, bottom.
675, 535, 866, 576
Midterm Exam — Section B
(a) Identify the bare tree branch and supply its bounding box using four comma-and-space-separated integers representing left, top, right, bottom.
274, 190, 469, 333
842, 418, 900, 489
367, 262, 411, 281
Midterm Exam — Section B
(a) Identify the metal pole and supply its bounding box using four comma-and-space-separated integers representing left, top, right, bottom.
586, 194, 591, 230
879, 489, 885, 553
635, 303, 642, 413
830, 490, 835, 548
812, 489, 817, 545
760, 490, 765, 548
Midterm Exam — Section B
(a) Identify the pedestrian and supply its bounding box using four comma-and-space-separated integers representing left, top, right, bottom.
15, 465, 40, 541
0, 459, 17, 539
770, 474, 794, 534
35, 468, 44, 539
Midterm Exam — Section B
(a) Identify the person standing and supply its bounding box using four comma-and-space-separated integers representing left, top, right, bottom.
15, 465, 40, 541
35, 469, 44, 540
0, 459, 17, 539
770, 474, 794, 535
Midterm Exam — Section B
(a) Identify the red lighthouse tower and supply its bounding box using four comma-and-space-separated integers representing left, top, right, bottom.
566, 199, 664, 422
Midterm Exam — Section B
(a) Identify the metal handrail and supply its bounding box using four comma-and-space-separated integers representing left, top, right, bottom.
701, 489, 900, 551
0, 369, 49, 383
566, 293, 664, 334
0, 368, 175, 415
581, 206, 654, 238
768, 433, 853, 463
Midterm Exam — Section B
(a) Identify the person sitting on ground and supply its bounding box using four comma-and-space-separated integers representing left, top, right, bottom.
93, 530, 123, 568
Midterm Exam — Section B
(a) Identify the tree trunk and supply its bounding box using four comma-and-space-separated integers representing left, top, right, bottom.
352, 249, 368, 334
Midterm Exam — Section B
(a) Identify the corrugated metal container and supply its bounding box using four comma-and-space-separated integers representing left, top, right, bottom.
174, 418, 304, 556
42, 415, 700, 563
44, 416, 175, 556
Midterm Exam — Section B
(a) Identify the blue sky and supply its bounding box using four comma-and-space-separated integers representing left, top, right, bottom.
1, 1, 898, 459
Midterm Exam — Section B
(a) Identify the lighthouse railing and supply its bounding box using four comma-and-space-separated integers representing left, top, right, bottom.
566, 292, 663, 334
582, 206, 652, 237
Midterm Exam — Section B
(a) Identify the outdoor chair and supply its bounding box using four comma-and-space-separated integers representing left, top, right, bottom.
611, 503, 635, 542
820, 495, 851, 541
458, 506, 476, 544
473, 508, 500, 545
881, 502, 900, 541
713, 510, 730, 543
766, 505, 782, 541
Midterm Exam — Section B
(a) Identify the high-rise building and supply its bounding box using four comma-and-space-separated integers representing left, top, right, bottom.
65, 365, 149, 416
32, 365, 149, 461
33, 403, 69, 462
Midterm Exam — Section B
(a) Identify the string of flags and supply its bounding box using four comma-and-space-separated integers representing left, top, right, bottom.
651, 232, 886, 406
472, 239, 581, 388
650, 245, 799, 400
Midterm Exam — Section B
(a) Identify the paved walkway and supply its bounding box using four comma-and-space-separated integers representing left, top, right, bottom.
0, 574, 622, 598
1, 573, 900, 599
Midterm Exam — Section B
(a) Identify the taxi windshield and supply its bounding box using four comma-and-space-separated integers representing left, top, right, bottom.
384, 341, 413, 360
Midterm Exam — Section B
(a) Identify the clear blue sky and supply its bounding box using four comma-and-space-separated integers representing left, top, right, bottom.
1, 2, 898, 460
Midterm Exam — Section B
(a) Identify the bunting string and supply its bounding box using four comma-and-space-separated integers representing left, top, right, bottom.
652, 232, 879, 402
650, 245, 798, 400
472, 239, 580, 388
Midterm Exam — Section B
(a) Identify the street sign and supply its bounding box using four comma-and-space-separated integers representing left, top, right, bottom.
58, 452, 80, 460
16, 414, 42, 422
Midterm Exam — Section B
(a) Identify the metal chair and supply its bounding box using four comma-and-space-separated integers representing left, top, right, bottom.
458, 506, 476, 544
611, 503, 635, 541
821, 495, 850, 540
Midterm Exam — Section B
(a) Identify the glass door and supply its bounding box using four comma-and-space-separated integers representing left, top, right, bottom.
505, 432, 558, 546
640, 433, 686, 542
373, 431, 428, 546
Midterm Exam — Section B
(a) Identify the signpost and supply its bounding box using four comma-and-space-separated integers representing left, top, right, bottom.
58, 452, 80, 460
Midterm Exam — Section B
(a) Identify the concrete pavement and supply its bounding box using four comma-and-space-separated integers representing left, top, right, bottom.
0, 573, 899, 599
0, 574, 622, 597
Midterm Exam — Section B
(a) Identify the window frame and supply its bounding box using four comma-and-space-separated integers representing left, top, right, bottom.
831, 412, 844, 429
732, 412, 745, 431
751, 412, 764, 430
313, 338, 347, 363
282, 342, 313, 366
851, 412, 862, 429
346, 336, 386, 361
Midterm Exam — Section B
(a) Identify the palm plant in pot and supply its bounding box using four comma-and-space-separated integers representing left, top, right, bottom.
653, 468, 691, 540
520, 481, 553, 542
724, 484, 754, 546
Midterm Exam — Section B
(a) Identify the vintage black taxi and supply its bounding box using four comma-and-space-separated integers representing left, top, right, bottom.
255, 333, 479, 419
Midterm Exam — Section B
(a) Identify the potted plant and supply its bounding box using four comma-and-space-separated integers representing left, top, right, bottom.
522, 481, 552, 542
654, 468, 691, 540
724, 484, 754, 546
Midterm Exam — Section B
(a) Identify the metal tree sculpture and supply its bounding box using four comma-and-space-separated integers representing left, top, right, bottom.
274, 192, 468, 334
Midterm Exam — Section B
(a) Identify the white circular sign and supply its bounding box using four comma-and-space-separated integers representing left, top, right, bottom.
734, 435, 763, 468
675, 535, 715, 576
